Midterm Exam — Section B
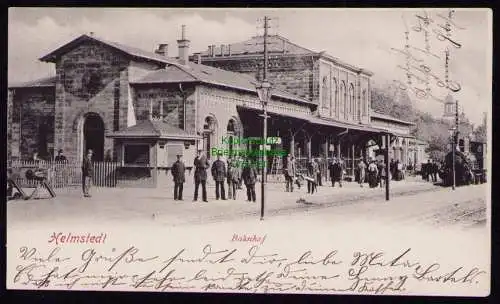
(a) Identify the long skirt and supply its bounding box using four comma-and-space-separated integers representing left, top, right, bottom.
368, 171, 378, 188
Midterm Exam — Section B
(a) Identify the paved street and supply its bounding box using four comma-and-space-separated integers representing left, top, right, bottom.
7, 176, 487, 230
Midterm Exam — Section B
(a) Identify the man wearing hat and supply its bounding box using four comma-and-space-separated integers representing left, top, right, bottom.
54, 149, 67, 162
82, 149, 93, 197
193, 149, 209, 202
171, 154, 186, 201
211, 154, 227, 200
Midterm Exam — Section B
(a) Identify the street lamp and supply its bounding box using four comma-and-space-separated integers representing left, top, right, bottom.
448, 127, 456, 190
256, 81, 272, 221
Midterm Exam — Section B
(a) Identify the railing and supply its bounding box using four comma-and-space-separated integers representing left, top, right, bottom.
8, 160, 122, 188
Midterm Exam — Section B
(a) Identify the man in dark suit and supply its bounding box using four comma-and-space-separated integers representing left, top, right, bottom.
329, 158, 343, 188
54, 149, 67, 162
171, 154, 186, 201
241, 160, 257, 202
211, 154, 227, 200
82, 149, 93, 198
193, 149, 209, 202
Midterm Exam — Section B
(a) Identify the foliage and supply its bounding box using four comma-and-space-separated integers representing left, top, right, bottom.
371, 85, 475, 161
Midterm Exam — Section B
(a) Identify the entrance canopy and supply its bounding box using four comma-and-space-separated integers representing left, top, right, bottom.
108, 119, 201, 140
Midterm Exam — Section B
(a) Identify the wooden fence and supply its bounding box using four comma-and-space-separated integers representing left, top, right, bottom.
8, 160, 121, 189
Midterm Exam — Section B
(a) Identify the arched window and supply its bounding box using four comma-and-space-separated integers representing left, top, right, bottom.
331, 78, 338, 118
322, 76, 330, 110
203, 116, 218, 159
339, 81, 346, 120
349, 83, 355, 121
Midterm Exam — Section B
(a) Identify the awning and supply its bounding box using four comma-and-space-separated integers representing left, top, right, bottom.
237, 105, 389, 134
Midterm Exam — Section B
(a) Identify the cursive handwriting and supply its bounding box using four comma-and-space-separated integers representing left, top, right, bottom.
9, 245, 487, 295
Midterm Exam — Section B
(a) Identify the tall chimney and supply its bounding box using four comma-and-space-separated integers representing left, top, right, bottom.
177, 25, 190, 65
228, 44, 231, 56
194, 53, 201, 64
220, 44, 225, 56
155, 43, 169, 57
211, 45, 216, 57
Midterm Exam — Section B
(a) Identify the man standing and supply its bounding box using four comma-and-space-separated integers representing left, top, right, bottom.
227, 157, 240, 200
315, 158, 323, 186
171, 154, 185, 201
82, 149, 93, 197
329, 158, 343, 188
242, 160, 257, 202
307, 158, 319, 194
211, 154, 227, 200
193, 149, 209, 202
358, 158, 367, 187
432, 160, 439, 182
378, 160, 387, 188
54, 149, 67, 162
284, 154, 296, 192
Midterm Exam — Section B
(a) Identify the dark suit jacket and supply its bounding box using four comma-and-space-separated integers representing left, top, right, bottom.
194, 156, 209, 182
242, 166, 258, 185
211, 160, 226, 182
171, 160, 186, 183
82, 157, 93, 177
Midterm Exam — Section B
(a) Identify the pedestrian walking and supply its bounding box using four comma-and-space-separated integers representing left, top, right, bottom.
307, 158, 319, 194
315, 158, 323, 186
211, 154, 227, 200
329, 158, 343, 188
432, 160, 439, 182
378, 160, 387, 188
367, 158, 379, 188
357, 159, 366, 187
241, 160, 257, 202
171, 154, 186, 201
193, 149, 209, 202
81, 149, 93, 197
284, 154, 296, 192
227, 157, 240, 200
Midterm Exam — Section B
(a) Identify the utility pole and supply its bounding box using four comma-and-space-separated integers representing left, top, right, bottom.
452, 99, 458, 190
260, 16, 270, 221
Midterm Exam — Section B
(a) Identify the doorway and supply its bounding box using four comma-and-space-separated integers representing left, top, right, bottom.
83, 113, 105, 161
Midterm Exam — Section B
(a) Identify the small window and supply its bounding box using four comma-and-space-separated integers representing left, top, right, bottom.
124, 145, 150, 165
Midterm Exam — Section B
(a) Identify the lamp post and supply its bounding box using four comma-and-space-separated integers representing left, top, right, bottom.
256, 81, 272, 221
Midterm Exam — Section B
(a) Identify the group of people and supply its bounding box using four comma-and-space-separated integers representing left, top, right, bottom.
170, 150, 259, 203
422, 159, 441, 182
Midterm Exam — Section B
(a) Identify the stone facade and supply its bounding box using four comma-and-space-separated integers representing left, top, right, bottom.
54, 40, 131, 161
9, 87, 56, 160
131, 84, 196, 134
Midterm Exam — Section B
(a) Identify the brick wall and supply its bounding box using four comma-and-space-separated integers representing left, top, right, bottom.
132, 84, 197, 134
10, 87, 56, 160
201, 55, 317, 103
54, 40, 130, 161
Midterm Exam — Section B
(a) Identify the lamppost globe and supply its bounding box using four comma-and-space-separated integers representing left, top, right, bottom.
256, 81, 272, 105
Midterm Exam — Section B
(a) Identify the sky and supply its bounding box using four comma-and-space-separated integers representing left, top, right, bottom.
8, 8, 491, 125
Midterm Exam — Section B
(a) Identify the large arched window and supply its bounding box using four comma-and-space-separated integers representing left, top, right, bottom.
349, 83, 355, 121
322, 76, 330, 110
331, 78, 338, 118
339, 81, 346, 120
203, 115, 218, 159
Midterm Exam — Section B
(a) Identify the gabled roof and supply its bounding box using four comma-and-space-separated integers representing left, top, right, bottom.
198, 34, 315, 57
133, 61, 315, 106
8, 76, 57, 89
39, 34, 176, 65
108, 119, 201, 140
371, 111, 415, 126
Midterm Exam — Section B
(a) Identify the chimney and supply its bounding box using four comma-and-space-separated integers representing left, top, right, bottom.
211, 45, 216, 57
194, 53, 201, 64
228, 44, 231, 56
220, 44, 225, 56
177, 25, 190, 65
208, 45, 213, 56
155, 43, 169, 57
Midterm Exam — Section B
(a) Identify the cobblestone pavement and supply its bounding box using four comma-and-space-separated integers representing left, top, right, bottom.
7, 175, 457, 229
